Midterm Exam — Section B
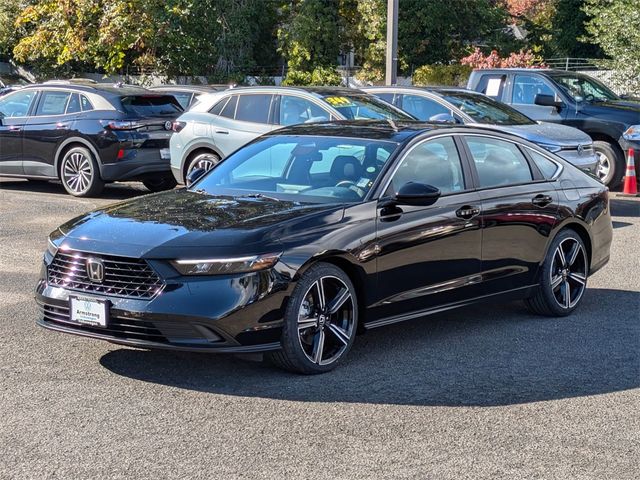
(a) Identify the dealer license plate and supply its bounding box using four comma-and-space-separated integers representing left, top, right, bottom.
160, 148, 171, 160
69, 296, 108, 327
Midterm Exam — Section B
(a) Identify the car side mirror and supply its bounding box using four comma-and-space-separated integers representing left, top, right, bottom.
428, 113, 460, 124
394, 182, 441, 206
534, 94, 564, 110
0, 113, 4, 126
186, 167, 207, 187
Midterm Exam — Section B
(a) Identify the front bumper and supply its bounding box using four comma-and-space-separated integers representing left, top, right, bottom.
35, 260, 289, 352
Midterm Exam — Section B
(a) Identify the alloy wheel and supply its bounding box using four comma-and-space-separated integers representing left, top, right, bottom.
188, 154, 219, 177
297, 275, 355, 366
62, 152, 93, 194
550, 237, 587, 309
595, 151, 611, 182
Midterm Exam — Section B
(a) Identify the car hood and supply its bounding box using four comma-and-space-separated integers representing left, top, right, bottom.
56, 189, 344, 258
586, 99, 640, 112
494, 122, 592, 147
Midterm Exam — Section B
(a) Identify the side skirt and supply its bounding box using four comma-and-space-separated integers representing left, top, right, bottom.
364, 285, 537, 330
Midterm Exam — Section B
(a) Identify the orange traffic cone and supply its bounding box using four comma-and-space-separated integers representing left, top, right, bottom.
621, 148, 639, 196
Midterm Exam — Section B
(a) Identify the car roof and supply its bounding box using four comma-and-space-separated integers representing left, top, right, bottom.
363, 85, 480, 97
20, 82, 169, 97
471, 68, 554, 74
215, 85, 365, 98
149, 85, 228, 93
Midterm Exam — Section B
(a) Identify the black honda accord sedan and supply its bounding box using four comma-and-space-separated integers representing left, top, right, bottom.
35, 121, 612, 373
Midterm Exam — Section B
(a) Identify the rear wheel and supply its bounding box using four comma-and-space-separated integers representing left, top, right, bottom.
59, 146, 104, 197
143, 174, 177, 192
267, 263, 358, 374
185, 151, 220, 180
593, 141, 624, 187
525, 229, 588, 317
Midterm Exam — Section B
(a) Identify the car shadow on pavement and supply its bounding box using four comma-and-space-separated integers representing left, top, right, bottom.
0, 178, 150, 200
610, 198, 640, 218
100, 287, 639, 407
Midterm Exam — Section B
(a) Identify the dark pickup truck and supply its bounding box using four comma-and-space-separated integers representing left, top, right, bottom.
467, 68, 640, 187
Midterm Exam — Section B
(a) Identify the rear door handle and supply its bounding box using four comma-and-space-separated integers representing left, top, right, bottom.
8, 125, 22, 132
456, 205, 480, 219
532, 194, 553, 207
215, 129, 229, 134
56, 123, 70, 130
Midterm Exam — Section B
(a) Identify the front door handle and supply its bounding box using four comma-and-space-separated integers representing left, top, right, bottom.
456, 205, 480, 219
214, 129, 229, 134
532, 194, 553, 207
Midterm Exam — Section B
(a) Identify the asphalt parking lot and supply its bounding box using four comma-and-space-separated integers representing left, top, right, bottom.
0, 178, 638, 480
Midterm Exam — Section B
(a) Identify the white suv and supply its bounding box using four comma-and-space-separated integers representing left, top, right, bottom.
169, 86, 413, 184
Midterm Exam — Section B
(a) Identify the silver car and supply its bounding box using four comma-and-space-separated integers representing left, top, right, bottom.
170, 86, 414, 184
364, 86, 599, 174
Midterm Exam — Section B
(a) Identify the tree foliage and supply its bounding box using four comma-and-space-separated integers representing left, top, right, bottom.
584, 0, 640, 93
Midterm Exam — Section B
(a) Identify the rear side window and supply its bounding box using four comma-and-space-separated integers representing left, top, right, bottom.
209, 97, 229, 116
66, 93, 81, 114
120, 95, 183, 116
527, 148, 560, 178
235, 94, 273, 123
171, 93, 193, 110
475, 74, 506, 99
80, 95, 93, 111
375, 93, 395, 104
36, 91, 71, 116
0, 89, 36, 117
400, 94, 450, 121
220, 95, 238, 118
465, 136, 533, 188
279, 95, 330, 126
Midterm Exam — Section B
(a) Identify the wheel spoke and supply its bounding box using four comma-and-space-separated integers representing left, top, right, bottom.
297, 318, 318, 331
556, 245, 567, 268
312, 330, 325, 364
314, 279, 326, 310
327, 288, 351, 315
327, 323, 350, 346
567, 242, 581, 267
551, 275, 563, 290
569, 272, 586, 285
562, 280, 571, 308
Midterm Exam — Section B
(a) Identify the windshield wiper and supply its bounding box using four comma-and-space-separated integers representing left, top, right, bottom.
237, 193, 281, 202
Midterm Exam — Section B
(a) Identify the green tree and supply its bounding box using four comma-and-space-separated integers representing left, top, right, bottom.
550, 0, 601, 57
584, 0, 640, 93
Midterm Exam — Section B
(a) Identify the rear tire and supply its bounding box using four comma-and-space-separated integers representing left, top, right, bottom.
266, 263, 358, 374
593, 141, 624, 188
143, 174, 177, 192
59, 146, 104, 197
525, 229, 588, 317
185, 151, 220, 181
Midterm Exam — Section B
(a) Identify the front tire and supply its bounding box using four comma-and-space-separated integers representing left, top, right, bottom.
59, 146, 104, 197
267, 263, 358, 374
525, 229, 588, 317
593, 141, 624, 188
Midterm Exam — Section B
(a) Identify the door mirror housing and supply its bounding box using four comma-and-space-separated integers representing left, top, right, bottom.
394, 182, 441, 206
534, 93, 564, 110
428, 113, 460, 124
186, 167, 207, 187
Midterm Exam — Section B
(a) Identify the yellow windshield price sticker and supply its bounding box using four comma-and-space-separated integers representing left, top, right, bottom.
325, 96, 355, 107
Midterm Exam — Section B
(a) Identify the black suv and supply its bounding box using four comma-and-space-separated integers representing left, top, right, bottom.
468, 69, 640, 186
0, 81, 183, 196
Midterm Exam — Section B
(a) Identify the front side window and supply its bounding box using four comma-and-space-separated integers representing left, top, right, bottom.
389, 136, 465, 195
35, 91, 71, 116
551, 73, 619, 102
193, 135, 399, 203
400, 94, 451, 121
442, 91, 535, 125
465, 136, 533, 188
235, 94, 273, 123
512, 75, 555, 105
279, 95, 330, 126
0, 90, 36, 117
322, 94, 414, 120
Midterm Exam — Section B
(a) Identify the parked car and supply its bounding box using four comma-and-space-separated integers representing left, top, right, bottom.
36, 121, 611, 373
169, 86, 415, 184
364, 86, 598, 175
467, 68, 640, 186
148, 84, 228, 110
0, 81, 183, 196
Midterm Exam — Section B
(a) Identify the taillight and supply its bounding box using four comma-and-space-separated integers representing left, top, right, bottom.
172, 121, 186, 133
100, 120, 142, 130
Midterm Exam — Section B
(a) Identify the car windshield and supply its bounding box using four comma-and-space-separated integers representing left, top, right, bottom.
120, 95, 183, 116
322, 94, 415, 121
442, 92, 536, 125
191, 135, 399, 204
551, 73, 619, 102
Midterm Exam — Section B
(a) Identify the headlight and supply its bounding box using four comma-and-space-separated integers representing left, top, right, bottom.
171, 253, 282, 276
623, 125, 640, 141
537, 143, 562, 153
46, 238, 58, 257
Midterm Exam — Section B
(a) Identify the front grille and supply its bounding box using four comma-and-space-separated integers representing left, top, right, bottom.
40, 303, 213, 344
47, 250, 164, 299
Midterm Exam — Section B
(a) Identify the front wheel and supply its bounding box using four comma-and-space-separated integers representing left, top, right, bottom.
593, 141, 624, 188
59, 146, 104, 197
525, 229, 589, 317
266, 263, 358, 374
